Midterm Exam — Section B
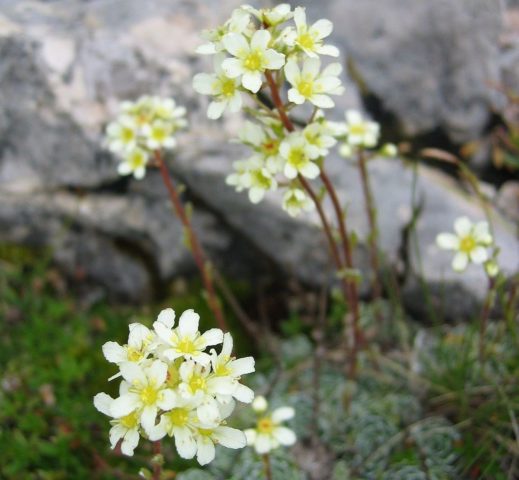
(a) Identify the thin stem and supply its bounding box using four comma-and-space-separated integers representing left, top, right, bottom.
155, 150, 227, 331
152, 441, 162, 480
319, 168, 362, 378
357, 149, 382, 299
264, 70, 294, 132
479, 275, 496, 364
262, 453, 273, 480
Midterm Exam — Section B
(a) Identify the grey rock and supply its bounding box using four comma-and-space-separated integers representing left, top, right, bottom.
294, 0, 504, 144
497, 180, 519, 223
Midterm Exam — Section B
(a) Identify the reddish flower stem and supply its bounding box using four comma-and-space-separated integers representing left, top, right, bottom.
152, 441, 162, 480
155, 150, 227, 331
264, 69, 362, 377
357, 149, 382, 299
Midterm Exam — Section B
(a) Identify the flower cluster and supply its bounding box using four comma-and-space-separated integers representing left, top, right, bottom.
245, 396, 296, 454
436, 216, 498, 275
94, 308, 255, 465
193, 4, 347, 217
105, 96, 187, 179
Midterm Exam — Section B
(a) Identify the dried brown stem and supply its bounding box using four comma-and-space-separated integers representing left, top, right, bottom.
155, 150, 227, 331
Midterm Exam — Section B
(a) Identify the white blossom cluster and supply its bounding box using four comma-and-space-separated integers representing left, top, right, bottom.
193, 5, 397, 217
93, 308, 255, 465
105, 96, 187, 179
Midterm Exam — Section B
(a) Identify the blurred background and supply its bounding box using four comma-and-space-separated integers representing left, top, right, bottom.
0, 0, 518, 478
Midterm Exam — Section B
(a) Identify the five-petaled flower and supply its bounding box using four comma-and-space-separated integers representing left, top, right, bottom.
436, 217, 494, 272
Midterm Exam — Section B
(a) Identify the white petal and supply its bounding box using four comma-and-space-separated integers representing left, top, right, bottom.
197, 437, 216, 466
208, 376, 236, 395
454, 217, 472, 236
311, 19, 333, 39
93, 392, 113, 416
310, 94, 334, 109
157, 308, 176, 328
317, 44, 340, 57
102, 342, 126, 363
284, 163, 298, 179
117, 162, 132, 176
470, 246, 488, 264
233, 383, 255, 403
249, 187, 266, 203
213, 426, 246, 449
228, 93, 243, 112
221, 333, 234, 356
221, 58, 244, 78
140, 405, 157, 432
436, 233, 460, 250
109, 425, 126, 449
148, 360, 168, 385
128, 323, 151, 348
154, 321, 173, 344
452, 252, 469, 272
229, 357, 255, 376
110, 393, 140, 418
272, 406, 295, 422
273, 426, 296, 446
192, 73, 216, 95
294, 7, 306, 30
119, 362, 146, 384
255, 433, 272, 454
302, 57, 320, 78
121, 429, 140, 456
159, 389, 176, 410
242, 72, 262, 93
264, 49, 285, 70
284, 59, 300, 85
175, 427, 197, 459
207, 101, 226, 120
223, 33, 249, 57
288, 88, 306, 105
300, 161, 320, 179
202, 328, 224, 346
244, 428, 257, 445
251, 29, 271, 51
316, 76, 342, 93
198, 399, 221, 425
148, 418, 168, 441
178, 309, 200, 337
346, 110, 363, 124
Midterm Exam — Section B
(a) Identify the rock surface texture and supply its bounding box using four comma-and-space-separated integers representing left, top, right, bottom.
0, 0, 517, 316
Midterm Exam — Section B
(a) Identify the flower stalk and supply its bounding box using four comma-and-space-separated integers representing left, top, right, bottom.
155, 150, 227, 332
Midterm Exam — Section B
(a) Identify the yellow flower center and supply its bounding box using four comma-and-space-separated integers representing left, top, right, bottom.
261, 139, 279, 155
127, 346, 143, 362
129, 151, 146, 169
121, 127, 135, 143
297, 32, 315, 50
220, 78, 236, 97
198, 428, 214, 437
168, 408, 189, 427
244, 50, 263, 71
176, 337, 197, 354
288, 147, 307, 169
215, 356, 231, 376
120, 411, 140, 429
459, 235, 476, 253
139, 385, 159, 406
151, 126, 167, 142
167, 362, 181, 388
257, 416, 274, 434
348, 124, 367, 136
297, 80, 314, 98
188, 374, 206, 393
251, 170, 272, 189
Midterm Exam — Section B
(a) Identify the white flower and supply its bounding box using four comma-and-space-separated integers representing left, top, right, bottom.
222, 30, 285, 93
153, 309, 223, 366
117, 147, 149, 179
193, 55, 243, 119
242, 4, 293, 26
102, 323, 155, 369
210, 333, 255, 403
94, 388, 141, 456
142, 119, 177, 150
148, 396, 201, 459
106, 116, 139, 153
194, 424, 246, 465
303, 121, 337, 156
238, 121, 284, 173
282, 188, 314, 217
280, 132, 320, 179
150, 97, 187, 125
109, 360, 175, 433
196, 9, 252, 55
226, 156, 277, 204
245, 404, 296, 454
285, 58, 343, 108
284, 6, 339, 57
177, 360, 235, 424
344, 110, 380, 148
226, 159, 253, 192
436, 217, 493, 272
